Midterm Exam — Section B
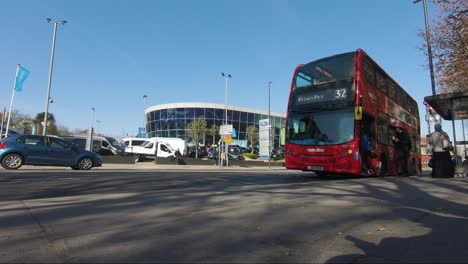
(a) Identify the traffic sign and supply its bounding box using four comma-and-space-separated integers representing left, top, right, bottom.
220, 124, 233, 135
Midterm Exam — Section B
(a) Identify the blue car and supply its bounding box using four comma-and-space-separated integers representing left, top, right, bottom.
0, 134, 102, 170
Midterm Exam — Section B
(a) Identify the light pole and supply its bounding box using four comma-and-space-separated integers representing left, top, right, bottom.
143, 95, 148, 137
268, 81, 272, 168
221, 72, 231, 125
91, 107, 95, 132
414, 0, 436, 96
43, 18, 67, 135
414, 0, 436, 134
221, 72, 232, 168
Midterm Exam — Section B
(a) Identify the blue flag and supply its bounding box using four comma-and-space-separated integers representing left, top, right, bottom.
15, 66, 29, 92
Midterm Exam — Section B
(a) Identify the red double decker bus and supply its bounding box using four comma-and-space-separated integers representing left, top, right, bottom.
285, 49, 421, 177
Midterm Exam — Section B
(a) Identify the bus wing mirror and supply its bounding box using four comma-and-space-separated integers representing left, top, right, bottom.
355, 106, 363, 120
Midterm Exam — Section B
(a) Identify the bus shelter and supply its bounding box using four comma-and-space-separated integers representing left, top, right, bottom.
424, 90, 468, 157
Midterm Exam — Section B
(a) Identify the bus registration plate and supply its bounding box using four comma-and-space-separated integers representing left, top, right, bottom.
308, 165, 324, 171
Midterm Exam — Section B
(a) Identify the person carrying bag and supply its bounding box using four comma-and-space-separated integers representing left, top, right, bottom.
428, 124, 454, 178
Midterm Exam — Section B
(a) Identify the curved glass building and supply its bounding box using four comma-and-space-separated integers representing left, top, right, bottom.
145, 102, 285, 147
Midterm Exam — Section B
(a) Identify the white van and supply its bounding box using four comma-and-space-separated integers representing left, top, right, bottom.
131, 137, 186, 162
61, 135, 126, 156
122, 137, 147, 154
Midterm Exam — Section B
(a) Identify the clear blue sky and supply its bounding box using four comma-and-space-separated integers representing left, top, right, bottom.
1, 0, 445, 138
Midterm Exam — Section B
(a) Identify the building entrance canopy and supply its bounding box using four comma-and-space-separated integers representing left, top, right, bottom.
424, 91, 468, 120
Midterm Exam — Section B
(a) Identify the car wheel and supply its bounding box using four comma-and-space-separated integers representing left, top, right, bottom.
1, 154, 23, 169
135, 154, 144, 162
77, 157, 93, 170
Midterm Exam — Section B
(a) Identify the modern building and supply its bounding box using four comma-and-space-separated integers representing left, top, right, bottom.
145, 102, 286, 147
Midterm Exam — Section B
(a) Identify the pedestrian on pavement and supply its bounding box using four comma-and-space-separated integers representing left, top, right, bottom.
428, 124, 454, 178
392, 126, 411, 176
175, 148, 182, 165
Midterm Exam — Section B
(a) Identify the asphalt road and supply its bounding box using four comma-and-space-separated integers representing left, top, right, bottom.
0, 169, 467, 263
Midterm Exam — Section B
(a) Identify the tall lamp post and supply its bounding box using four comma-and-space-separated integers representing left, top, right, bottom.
221, 72, 232, 168
221, 72, 231, 125
143, 95, 148, 137
414, 0, 436, 96
268, 81, 272, 168
414, 0, 436, 134
91, 107, 95, 132
43, 18, 67, 135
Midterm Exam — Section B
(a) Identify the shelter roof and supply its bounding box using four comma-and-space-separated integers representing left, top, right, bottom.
424, 91, 468, 120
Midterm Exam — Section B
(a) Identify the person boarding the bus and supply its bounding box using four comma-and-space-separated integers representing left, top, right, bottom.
392, 126, 411, 176
360, 128, 372, 172
428, 124, 454, 178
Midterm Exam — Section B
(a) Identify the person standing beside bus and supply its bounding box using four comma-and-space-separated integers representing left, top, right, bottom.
428, 124, 454, 178
360, 128, 372, 172
392, 127, 411, 176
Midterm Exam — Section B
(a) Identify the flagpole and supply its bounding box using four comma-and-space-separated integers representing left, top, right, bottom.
5, 64, 20, 138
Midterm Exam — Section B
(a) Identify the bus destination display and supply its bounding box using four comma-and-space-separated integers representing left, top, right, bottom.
292, 86, 352, 106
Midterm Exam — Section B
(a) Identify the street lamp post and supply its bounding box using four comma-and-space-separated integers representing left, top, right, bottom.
268, 81, 272, 169
91, 107, 95, 131
414, 0, 436, 134
221, 72, 231, 125
414, 0, 436, 96
268, 81, 274, 168
221, 72, 232, 168
43, 18, 67, 135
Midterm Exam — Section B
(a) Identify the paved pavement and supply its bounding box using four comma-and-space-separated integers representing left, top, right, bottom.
1, 166, 467, 263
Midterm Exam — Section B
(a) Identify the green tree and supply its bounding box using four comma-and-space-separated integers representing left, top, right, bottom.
207, 124, 219, 146
246, 125, 259, 154
419, 0, 467, 93
34, 112, 58, 135
187, 118, 207, 158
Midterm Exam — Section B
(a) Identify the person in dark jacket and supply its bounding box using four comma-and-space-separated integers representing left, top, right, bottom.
392, 127, 411, 176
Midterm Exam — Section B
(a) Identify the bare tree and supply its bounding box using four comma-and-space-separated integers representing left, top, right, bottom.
419, 0, 468, 93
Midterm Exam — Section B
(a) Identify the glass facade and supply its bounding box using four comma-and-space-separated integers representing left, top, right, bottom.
146, 104, 285, 147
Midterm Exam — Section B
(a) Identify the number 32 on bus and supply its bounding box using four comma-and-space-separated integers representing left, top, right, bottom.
285, 49, 421, 177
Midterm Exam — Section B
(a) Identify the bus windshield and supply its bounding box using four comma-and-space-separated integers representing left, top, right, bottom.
287, 108, 355, 145
295, 52, 354, 88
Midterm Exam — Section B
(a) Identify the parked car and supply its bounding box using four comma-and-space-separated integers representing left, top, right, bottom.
228, 145, 244, 160
0, 134, 102, 170
187, 146, 208, 158
207, 149, 219, 160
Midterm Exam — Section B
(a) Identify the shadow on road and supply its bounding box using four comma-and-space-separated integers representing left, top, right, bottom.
0, 171, 467, 263
325, 178, 468, 263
